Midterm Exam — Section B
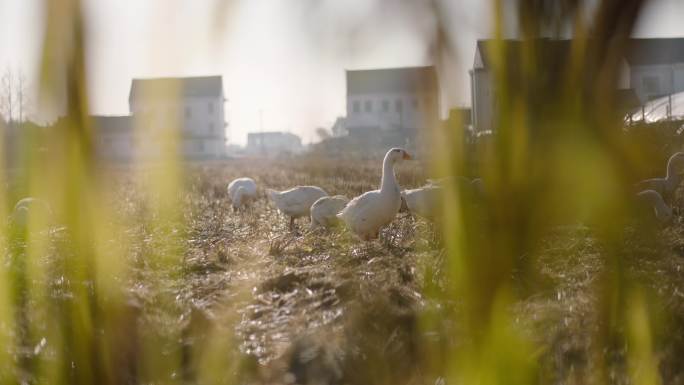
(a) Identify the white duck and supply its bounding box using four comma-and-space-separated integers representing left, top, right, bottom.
337, 148, 412, 240
636, 189, 673, 223
401, 186, 442, 221
635, 152, 684, 203
310, 195, 350, 229
227, 177, 258, 211
267, 186, 328, 229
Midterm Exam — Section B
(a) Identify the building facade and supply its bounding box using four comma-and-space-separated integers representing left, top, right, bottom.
470, 38, 684, 133
128, 75, 227, 159
625, 38, 684, 103
246, 132, 302, 157
344, 66, 439, 148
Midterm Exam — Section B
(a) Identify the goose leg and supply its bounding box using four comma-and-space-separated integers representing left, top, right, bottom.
289, 217, 295, 231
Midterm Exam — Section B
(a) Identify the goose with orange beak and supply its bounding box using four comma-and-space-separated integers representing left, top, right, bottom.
337, 148, 413, 241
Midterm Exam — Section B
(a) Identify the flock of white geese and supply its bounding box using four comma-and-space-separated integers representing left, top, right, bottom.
9, 149, 681, 236
228, 148, 684, 239
229, 148, 420, 240
635, 151, 684, 224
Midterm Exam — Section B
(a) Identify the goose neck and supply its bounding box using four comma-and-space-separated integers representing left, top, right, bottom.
667, 167, 682, 184
380, 156, 398, 194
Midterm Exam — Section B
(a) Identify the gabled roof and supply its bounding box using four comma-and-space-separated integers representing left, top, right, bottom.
346, 66, 438, 95
129, 76, 223, 102
474, 38, 684, 69
625, 38, 684, 66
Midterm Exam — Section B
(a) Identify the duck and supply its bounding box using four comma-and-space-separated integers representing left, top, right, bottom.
337, 148, 412, 241
12, 197, 54, 228
267, 186, 328, 230
227, 177, 258, 211
635, 189, 673, 223
310, 195, 350, 229
401, 185, 443, 221
635, 152, 684, 203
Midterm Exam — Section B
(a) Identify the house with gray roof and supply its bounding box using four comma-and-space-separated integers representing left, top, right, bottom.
246, 131, 302, 157
343, 66, 439, 149
625, 38, 684, 103
470, 38, 684, 133
128, 75, 227, 159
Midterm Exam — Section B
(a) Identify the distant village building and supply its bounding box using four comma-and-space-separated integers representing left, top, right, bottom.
91, 115, 134, 161
246, 132, 302, 157
625, 38, 684, 103
470, 38, 684, 133
330, 116, 348, 137
343, 66, 439, 149
129, 76, 227, 159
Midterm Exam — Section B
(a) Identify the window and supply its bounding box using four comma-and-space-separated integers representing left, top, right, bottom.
209, 122, 215, 133
395, 99, 403, 113
643, 76, 660, 94
364, 100, 372, 112
185, 106, 192, 119
382, 100, 390, 112
352, 100, 361, 113
208, 102, 214, 114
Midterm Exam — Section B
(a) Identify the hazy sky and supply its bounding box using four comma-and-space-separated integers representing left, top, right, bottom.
0, 0, 683, 144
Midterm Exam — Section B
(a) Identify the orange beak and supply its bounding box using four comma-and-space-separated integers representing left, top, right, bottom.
403, 152, 413, 160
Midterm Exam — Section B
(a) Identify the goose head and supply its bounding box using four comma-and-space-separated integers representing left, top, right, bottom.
232, 186, 247, 211
385, 148, 412, 165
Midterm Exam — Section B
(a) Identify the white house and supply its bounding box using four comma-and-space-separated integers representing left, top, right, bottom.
128, 75, 227, 159
344, 66, 439, 146
246, 131, 302, 157
470, 39, 576, 133
625, 38, 684, 103
470, 38, 684, 133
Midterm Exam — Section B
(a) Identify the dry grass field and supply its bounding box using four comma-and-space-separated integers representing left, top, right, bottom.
6, 155, 684, 384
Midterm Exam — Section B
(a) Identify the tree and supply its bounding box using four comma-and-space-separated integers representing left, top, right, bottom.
315, 127, 331, 141
0, 68, 30, 125
1, 68, 14, 123
16, 70, 28, 123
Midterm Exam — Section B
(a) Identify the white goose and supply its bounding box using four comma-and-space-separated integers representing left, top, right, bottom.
635, 152, 684, 203
401, 185, 442, 221
337, 148, 412, 240
267, 186, 328, 230
227, 177, 258, 211
636, 189, 673, 223
310, 195, 350, 229
12, 197, 54, 228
